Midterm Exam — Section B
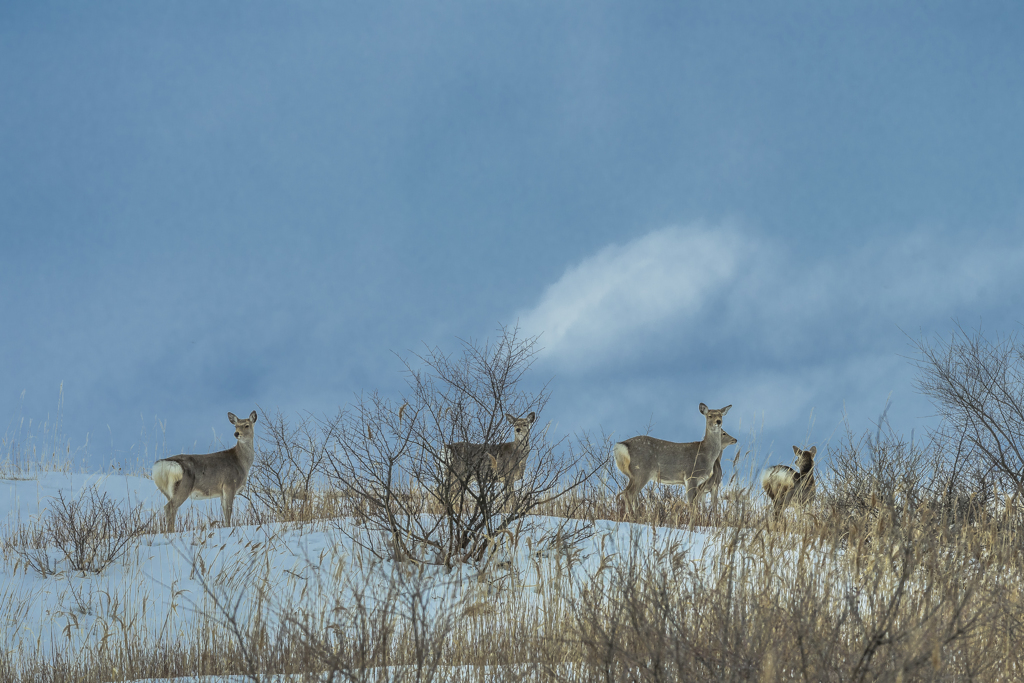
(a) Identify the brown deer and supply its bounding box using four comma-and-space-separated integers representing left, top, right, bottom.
761, 445, 817, 520
613, 403, 732, 516
152, 411, 257, 532
443, 412, 536, 494
694, 430, 738, 510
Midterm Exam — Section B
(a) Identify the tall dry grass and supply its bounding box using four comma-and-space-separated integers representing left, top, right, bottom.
6, 328, 1024, 680
4, 413, 1024, 682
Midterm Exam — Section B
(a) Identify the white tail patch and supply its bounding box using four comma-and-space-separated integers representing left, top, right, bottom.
761, 446, 817, 520
760, 468, 791, 493
152, 460, 184, 498
613, 443, 631, 476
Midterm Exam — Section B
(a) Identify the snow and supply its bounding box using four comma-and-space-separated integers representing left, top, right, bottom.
0, 471, 721, 680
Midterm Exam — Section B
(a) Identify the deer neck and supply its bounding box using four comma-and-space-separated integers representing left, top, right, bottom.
234, 437, 256, 473
700, 425, 723, 455
793, 460, 814, 485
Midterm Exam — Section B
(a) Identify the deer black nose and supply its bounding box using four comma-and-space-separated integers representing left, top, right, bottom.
234, 431, 240, 438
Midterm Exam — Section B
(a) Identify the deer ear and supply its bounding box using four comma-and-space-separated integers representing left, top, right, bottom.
793, 445, 801, 456
808, 445, 816, 456
505, 413, 515, 424
249, 410, 258, 423
699, 403, 708, 415
228, 412, 238, 424
527, 412, 536, 423
720, 405, 732, 416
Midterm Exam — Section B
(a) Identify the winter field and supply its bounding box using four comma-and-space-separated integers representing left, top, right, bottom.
3, 329, 1024, 681
0, 470, 715, 682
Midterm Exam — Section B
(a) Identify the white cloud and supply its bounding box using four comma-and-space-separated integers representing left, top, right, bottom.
517, 223, 1024, 394
513, 224, 1024, 478
518, 224, 749, 366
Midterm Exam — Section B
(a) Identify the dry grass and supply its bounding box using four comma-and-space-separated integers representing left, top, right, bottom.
8, 330, 1024, 680
5, 424, 1024, 682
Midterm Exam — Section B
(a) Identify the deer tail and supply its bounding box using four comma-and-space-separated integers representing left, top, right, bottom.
613, 442, 631, 477
153, 459, 184, 498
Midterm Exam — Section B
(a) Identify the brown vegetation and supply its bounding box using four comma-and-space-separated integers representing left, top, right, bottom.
3, 325, 1024, 681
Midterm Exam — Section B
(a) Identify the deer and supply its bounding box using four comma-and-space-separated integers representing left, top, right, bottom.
442, 412, 536, 496
761, 445, 817, 520
152, 411, 257, 533
694, 430, 738, 510
613, 403, 732, 516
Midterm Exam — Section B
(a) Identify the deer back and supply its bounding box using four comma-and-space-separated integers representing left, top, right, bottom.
446, 440, 526, 482
162, 445, 250, 500
487, 440, 529, 481
619, 435, 717, 485
762, 446, 817, 506
444, 412, 534, 484
446, 442, 492, 478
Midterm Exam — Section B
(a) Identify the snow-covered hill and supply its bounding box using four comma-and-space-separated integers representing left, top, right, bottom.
1, 472, 714, 681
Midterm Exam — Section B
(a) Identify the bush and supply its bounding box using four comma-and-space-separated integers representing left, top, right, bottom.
823, 409, 930, 525
915, 325, 1024, 500
6, 487, 153, 576
244, 409, 331, 522
321, 325, 592, 568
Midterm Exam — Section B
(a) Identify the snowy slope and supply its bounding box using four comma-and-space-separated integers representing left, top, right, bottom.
0, 471, 716, 680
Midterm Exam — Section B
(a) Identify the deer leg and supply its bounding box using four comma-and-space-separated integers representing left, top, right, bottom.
615, 491, 628, 517
686, 478, 700, 505
442, 469, 468, 514
618, 472, 650, 518
164, 501, 179, 533
164, 470, 194, 534
221, 489, 234, 527
772, 498, 786, 521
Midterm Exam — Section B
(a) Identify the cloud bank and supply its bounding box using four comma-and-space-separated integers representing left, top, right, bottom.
521, 224, 1024, 370
519, 225, 750, 367
515, 224, 1024, 455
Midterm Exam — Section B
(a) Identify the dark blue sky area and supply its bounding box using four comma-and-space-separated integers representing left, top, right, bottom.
2, 3, 1023, 473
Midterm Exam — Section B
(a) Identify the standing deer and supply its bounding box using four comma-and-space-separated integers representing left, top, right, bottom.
761, 446, 817, 520
152, 411, 258, 532
694, 430, 738, 510
613, 403, 732, 515
443, 412, 536, 494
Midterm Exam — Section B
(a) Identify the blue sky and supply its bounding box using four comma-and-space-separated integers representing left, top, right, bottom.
2, 3, 1023, 475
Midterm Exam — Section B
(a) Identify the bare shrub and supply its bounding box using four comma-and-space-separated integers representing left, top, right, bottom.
820, 407, 1008, 538
50, 488, 153, 573
277, 563, 470, 681
915, 325, 1024, 500
322, 326, 591, 568
244, 409, 333, 522
179, 531, 520, 683
5, 487, 153, 576
565, 507, 1009, 681
823, 409, 930, 523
